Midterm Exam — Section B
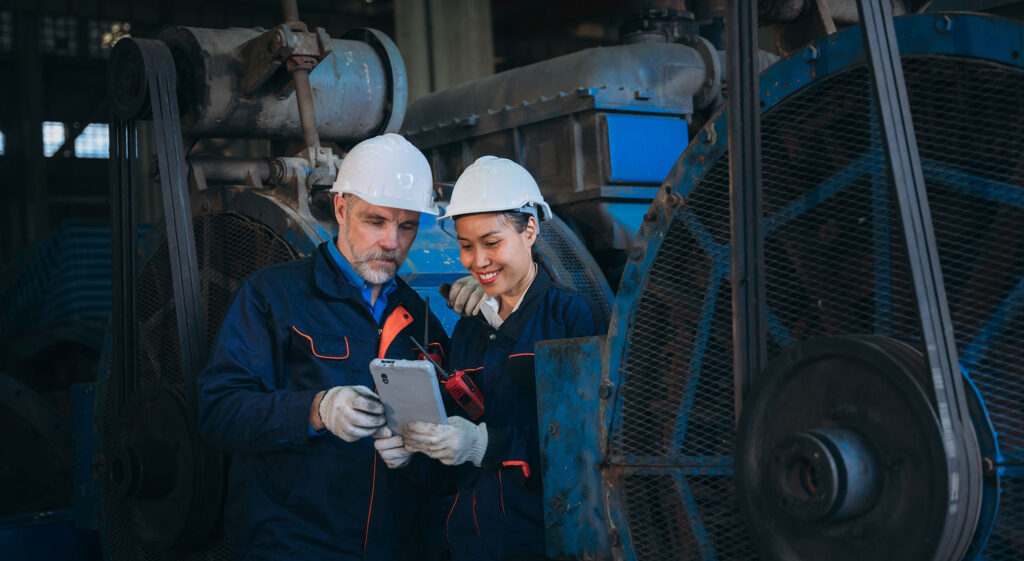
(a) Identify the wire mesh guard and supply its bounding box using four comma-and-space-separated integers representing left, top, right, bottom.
536, 214, 615, 329
614, 54, 1024, 560
100, 212, 296, 560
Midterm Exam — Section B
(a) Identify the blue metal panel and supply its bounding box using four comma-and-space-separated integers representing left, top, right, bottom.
606, 113, 689, 184
398, 212, 465, 333
0, 510, 102, 561
602, 202, 651, 249
535, 336, 611, 560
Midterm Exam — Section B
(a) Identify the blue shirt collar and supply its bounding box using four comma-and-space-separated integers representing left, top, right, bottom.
326, 239, 398, 321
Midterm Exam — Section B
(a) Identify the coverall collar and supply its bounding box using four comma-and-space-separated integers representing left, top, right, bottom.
490, 263, 552, 342
325, 237, 397, 322
313, 241, 393, 304
479, 262, 538, 330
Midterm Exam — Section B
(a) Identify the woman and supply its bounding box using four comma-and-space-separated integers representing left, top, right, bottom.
391, 156, 600, 560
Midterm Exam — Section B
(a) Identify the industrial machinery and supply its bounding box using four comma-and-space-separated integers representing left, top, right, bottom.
7, 0, 1016, 559
93, 2, 611, 560
400, 6, 777, 285
535, 6, 1024, 561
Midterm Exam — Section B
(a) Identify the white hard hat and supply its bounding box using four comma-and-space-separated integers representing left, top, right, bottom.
438, 156, 552, 222
330, 133, 438, 215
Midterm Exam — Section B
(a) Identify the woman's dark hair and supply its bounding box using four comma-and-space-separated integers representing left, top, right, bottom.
496, 211, 532, 233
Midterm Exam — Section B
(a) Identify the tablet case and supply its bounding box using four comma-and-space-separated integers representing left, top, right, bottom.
369, 358, 448, 432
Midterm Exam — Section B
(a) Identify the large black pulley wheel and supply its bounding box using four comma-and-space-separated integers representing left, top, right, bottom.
735, 335, 981, 561
105, 384, 222, 551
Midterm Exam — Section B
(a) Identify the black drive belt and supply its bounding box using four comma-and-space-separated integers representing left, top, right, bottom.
857, 2, 983, 559
110, 38, 207, 404
106, 38, 223, 553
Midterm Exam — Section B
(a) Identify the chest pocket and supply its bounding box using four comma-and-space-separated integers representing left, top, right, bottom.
290, 326, 350, 360
505, 353, 536, 393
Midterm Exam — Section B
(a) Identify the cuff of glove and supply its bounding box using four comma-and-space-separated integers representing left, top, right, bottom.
468, 422, 488, 467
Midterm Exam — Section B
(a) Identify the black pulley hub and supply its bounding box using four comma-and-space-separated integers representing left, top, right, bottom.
771, 427, 881, 523
106, 384, 222, 551
109, 38, 153, 120
735, 335, 979, 560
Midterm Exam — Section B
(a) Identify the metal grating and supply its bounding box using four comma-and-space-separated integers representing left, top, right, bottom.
536, 214, 614, 330
133, 212, 297, 386
614, 54, 1024, 560
623, 472, 751, 561
101, 212, 296, 560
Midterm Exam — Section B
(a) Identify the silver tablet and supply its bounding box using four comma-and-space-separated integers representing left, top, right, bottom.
369, 358, 448, 432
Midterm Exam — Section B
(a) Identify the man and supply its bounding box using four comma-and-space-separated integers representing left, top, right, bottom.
196, 133, 479, 560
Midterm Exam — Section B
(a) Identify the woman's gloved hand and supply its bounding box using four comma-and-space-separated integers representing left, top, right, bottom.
445, 276, 486, 317
374, 427, 413, 468
314, 385, 386, 442
402, 416, 488, 466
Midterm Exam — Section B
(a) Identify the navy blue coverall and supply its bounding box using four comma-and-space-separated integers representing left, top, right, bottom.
197, 241, 448, 560
439, 265, 600, 561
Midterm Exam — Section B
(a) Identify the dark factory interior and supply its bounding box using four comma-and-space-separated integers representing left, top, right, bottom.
2, 1, 1024, 560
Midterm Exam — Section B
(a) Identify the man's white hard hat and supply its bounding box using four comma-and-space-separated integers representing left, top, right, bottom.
330, 133, 438, 215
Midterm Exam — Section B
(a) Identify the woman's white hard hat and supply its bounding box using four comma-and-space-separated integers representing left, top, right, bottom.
330, 133, 438, 215
438, 156, 552, 222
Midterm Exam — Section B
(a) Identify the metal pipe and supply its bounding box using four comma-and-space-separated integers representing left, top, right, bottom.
162, 27, 399, 142
727, 0, 767, 422
292, 68, 321, 150
281, 0, 300, 27
188, 157, 272, 184
280, 0, 320, 151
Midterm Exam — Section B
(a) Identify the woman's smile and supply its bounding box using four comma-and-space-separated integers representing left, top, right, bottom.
476, 269, 501, 285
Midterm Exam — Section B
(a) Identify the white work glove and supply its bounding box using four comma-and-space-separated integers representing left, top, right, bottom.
318, 385, 386, 442
445, 276, 486, 317
402, 416, 488, 467
373, 427, 413, 469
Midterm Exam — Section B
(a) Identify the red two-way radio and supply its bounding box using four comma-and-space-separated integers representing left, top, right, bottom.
410, 336, 485, 421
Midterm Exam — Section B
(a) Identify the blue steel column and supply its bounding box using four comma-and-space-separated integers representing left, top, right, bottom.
727, 0, 767, 422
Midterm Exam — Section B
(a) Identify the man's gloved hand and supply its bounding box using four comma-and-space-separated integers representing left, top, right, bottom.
445, 276, 486, 317
316, 385, 386, 442
402, 416, 488, 467
374, 427, 414, 468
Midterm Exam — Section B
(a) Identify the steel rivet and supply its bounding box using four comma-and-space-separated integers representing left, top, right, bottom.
598, 382, 613, 400
548, 422, 560, 436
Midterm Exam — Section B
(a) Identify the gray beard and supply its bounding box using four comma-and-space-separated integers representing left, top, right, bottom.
342, 225, 403, 285
351, 256, 398, 285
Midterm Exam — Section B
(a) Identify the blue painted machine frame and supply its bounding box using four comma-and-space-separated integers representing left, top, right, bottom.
536, 13, 1024, 561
